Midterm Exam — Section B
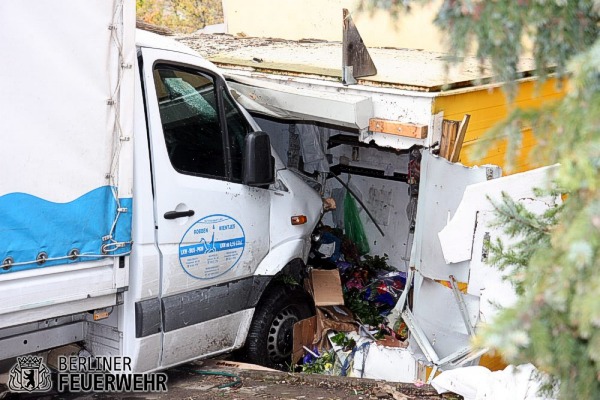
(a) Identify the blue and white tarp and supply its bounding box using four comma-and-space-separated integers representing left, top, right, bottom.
0, 0, 135, 273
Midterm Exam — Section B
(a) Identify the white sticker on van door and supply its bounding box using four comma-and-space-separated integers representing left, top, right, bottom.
178, 214, 246, 279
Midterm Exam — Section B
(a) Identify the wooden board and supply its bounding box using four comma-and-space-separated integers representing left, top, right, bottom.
369, 118, 428, 139
440, 119, 459, 160
450, 114, 471, 162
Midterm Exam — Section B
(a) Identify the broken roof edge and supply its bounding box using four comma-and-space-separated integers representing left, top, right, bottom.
220, 64, 554, 100
176, 33, 543, 93
214, 59, 440, 92
222, 68, 440, 99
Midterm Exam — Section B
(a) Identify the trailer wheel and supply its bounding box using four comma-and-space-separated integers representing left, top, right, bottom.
243, 285, 313, 370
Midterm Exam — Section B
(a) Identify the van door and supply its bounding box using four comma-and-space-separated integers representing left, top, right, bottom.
140, 48, 271, 367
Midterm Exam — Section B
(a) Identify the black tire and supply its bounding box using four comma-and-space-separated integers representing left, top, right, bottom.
242, 285, 313, 370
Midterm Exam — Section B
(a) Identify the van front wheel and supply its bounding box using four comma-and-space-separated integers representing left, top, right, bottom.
243, 285, 313, 370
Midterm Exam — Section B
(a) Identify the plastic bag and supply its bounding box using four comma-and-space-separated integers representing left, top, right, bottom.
344, 191, 370, 255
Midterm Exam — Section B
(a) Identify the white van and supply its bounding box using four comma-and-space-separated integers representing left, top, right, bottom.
0, 2, 321, 373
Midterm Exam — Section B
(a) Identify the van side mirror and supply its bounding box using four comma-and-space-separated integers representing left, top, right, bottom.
243, 131, 275, 186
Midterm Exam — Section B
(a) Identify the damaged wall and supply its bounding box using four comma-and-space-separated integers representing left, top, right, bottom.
255, 116, 412, 271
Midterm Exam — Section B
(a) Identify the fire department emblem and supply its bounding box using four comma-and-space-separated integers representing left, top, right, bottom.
8, 355, 52, 392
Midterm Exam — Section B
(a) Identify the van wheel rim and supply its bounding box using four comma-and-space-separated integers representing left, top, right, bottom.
266, 306, 298, 363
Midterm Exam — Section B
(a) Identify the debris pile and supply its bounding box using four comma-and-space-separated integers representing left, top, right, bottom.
294, 228, 412, 381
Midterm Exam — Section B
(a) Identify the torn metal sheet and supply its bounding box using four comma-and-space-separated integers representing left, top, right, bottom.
227, 75, 373, 130
412, 152, 500, 282
342, 8, 377, 85
449, 275, 475, 337
437, 164, 559, 264
467, 210, 519, 324
466, 196, 556, 324
411, 278, 479, 361
352, 339, 418, 383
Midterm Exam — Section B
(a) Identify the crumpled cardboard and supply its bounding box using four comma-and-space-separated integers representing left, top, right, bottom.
292, 269, 358, 364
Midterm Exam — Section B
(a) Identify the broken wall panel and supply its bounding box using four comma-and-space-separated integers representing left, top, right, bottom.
437, 164, 558, 264
324, 141, 411, 270
412, 278, 479, 362
255, 115, 413, 271
412, 152, 500, 282
323, 174, 411, 271
228, 70, 436, 151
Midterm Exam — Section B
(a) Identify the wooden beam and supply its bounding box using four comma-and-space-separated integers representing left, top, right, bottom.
369, 118, 428, 139
440, 119, 459, 160
450, 114, 471, 163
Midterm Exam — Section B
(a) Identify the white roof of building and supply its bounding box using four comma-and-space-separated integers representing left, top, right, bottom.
175, 33, 537, 92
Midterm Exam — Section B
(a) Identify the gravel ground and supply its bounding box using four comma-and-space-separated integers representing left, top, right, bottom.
1, 359, 460, 400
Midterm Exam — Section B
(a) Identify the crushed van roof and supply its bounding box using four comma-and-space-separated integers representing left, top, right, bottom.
175, 33, 536, 92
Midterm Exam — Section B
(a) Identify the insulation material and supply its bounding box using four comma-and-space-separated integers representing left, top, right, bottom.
297, 124, 331, 174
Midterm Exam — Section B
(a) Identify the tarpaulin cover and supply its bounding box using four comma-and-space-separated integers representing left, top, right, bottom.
0, 0, 135, 272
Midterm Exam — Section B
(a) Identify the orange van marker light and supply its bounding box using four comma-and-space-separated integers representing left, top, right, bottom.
291, 215, 307, 225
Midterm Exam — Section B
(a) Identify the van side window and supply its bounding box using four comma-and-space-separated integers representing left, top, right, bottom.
153, 64, 227, 178
222, 88, 252, 181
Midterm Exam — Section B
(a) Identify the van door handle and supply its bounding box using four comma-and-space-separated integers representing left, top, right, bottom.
164, 210, 195, 220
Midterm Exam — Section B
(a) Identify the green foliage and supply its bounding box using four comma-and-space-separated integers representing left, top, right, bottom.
136, 0, 223, 33
433, 1, 600, 95
485, 191, 559, 296
455, 5, 600, 398
343, 289, 385, 327
361, 254, 394, 273
274, 274, 300, 287
364, 1, 600, 397
330, 332, 357, 351
300, 350, 335, 374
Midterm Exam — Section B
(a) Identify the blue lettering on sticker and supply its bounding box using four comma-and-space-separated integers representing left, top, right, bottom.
178, 214, 246, 280
179, 237, 245, 257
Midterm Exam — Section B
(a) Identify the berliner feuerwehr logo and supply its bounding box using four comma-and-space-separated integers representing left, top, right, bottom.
8, 355, 52, 392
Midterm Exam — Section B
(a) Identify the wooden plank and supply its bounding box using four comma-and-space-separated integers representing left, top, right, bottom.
200, 359, 278, 372
450, 114, 471, 162
440, 119, 459, 160
369, 118, 428, 138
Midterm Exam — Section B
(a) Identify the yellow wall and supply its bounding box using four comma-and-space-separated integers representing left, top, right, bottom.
223, 0, 446, 51
434, 80, 565, 174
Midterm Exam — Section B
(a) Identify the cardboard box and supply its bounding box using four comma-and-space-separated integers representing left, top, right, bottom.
292, 316, 317, 365
306, 269, 345, 306
293, 269, 358, 364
